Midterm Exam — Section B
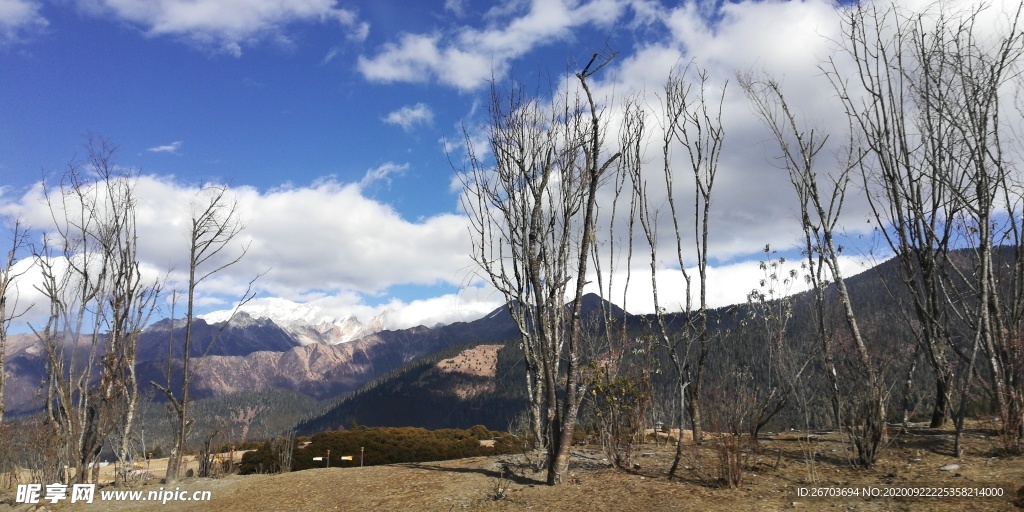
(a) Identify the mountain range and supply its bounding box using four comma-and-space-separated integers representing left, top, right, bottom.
3, 258, 928, 440
1, 296, 522, 416
198, 297, 393, 346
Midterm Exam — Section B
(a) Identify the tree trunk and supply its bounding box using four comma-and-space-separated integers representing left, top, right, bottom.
668, 380, 687, 479
930, 372, 951, 428
687, 386, 703, 444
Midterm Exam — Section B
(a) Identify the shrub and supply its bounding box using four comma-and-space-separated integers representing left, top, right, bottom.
239, 443, 278, 475
288, 426, 519, 471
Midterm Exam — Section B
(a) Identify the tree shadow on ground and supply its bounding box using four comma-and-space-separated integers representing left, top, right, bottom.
400, 462, 544, 486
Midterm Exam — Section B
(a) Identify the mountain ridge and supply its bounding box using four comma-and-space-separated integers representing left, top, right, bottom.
199, 297, 394, 345
2, 293, 536, 413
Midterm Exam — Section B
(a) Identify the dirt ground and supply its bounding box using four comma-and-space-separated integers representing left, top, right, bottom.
3, 424, 1024, 511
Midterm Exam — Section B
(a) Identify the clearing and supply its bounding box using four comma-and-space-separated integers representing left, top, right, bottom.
2, 424, 1023, 511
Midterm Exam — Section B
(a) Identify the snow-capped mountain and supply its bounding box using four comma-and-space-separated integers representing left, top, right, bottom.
199, 297, 391, 345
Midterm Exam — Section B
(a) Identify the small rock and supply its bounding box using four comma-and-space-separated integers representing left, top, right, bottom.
939, 464, 960, 471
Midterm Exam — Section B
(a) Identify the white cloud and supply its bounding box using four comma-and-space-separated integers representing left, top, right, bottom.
357, 33, 444, 85
383, 103, 434, 132
176, 180, 473, 302
147, 140, 182, 154
3, 173, 475, 331
200, 283, 504, 331
80, 0, 365, 56
348, 20, 369, 42
359, 161, 407, 188
379, 286, 504, 329
444, 0, 467, 17
321, 46, 341, 65
357, 0, 627, 90
583, 255, 874, 317
0, 0, 47, 44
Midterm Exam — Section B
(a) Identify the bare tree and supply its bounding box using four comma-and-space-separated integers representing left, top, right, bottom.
832, 0, 1024, 454
152, 185, 256, 481
0, 218, 31, 426
929, 1, 1024, 453
947, 2, 1024, 455
94, 155, 163, 484
638, 63, 724, 477
742, 76, 887, 467
742, 245, 807, 439
584, 95, 652, 469
31, 137, 161, 483
33, 237, 95, 484
827, 1, 973, 434
272, 431, 295, 474
459, 53, 626, 485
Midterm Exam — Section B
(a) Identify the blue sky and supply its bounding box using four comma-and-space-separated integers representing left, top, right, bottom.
3, 0, 1001, 330
3, 2, 470, 215
1, 0, 643, 210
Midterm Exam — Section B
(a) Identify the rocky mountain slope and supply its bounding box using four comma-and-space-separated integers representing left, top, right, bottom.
2, 298, 522, 413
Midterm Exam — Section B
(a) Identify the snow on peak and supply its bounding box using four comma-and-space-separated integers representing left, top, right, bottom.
200, 297, 345, 325
198, 297, 386, 345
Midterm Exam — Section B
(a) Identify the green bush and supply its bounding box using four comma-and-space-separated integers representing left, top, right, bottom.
468, 424, 492, 440
239, 443, 278, 474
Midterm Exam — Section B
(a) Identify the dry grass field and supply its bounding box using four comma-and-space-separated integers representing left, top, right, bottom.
2, 423, 1023, 511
